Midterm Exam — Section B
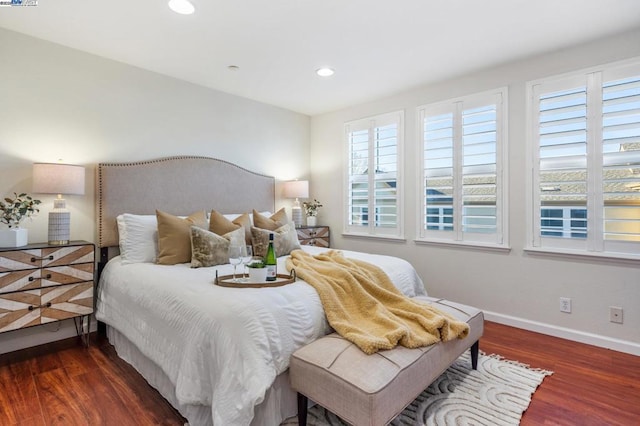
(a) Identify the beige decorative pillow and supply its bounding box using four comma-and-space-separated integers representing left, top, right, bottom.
251, 223, 300, 258
191, 226, 245, 268
209, 210, 252, 246
156, 210, 208, 265
252, 208, 290, 231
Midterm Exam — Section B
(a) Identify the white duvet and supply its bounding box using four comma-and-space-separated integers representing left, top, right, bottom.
96, 246, 426, 426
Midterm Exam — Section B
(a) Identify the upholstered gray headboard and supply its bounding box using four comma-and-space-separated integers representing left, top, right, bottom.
96, 156, 275, 249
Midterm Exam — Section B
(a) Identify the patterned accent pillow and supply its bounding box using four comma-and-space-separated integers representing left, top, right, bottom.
209, 210, 252, 245
251, 223, 300, 258
190, 226, 245, 268
156, 210, 208, 265
252, 208, 290, 231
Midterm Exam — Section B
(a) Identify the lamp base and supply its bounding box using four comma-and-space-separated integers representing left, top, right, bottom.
292, 207, 303, 228
48, 210, 70, 245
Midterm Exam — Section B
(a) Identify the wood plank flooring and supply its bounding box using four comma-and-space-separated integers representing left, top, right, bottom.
1, 321, 638, 425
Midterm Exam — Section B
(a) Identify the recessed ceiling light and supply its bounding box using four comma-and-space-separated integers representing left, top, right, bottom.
168, 0, 195, 15
228, 65, 240, 71
316, 67, 335, 77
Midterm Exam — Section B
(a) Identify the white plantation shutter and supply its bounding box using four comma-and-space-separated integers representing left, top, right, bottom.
533, 78, 589, 248
348, 127, 369, 227
602, 72, 640, 245
345, 111, 403, 237
529, 60, 640, 258
423, 111, 454, 232
419, 89, 507, 246
462, 104, 499, 235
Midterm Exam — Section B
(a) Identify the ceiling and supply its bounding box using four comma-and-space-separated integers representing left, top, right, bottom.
1, 0, 640, 116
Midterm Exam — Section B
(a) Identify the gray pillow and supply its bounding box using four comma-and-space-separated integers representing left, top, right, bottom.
251, 223, 300, 258
190, 226, 245, 268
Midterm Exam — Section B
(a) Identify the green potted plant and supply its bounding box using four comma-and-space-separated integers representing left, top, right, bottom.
303, 199, 322, 227
247, 260, 268, 282
0, 192, 41, 248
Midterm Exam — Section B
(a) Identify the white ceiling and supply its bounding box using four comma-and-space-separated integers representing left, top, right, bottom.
1, 0, 640, 116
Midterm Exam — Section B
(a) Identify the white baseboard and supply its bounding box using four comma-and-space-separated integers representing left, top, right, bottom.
484, 311, 640, 357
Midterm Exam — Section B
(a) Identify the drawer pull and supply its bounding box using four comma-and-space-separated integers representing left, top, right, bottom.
30, 255, 55, 262
27, 302, 52, 311
28, 274, 51, 281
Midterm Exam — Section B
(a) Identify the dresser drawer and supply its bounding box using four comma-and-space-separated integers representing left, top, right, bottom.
0, 281, 93, 333
297, 226, 330, 248
0, 249, 43, 272
43, 263, 94, 287
41, 245, 95, 267
0, 289, 41, 332
0, 269, 43, 295
40, 281, 93, 324
298, 237, 330, 248
0, 262, 94, 295
297, 227, 329, 240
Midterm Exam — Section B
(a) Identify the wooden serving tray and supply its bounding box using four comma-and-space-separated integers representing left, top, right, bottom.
214, 270, 297, 288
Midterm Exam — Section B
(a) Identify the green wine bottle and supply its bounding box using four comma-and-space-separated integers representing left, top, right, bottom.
264, 233, 277, 281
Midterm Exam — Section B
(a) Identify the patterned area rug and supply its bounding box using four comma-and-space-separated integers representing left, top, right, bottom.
282, 351, 552, 426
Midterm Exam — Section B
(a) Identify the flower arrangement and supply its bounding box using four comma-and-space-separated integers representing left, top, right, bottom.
0, 193, 42, 228
303, 199, 322, 217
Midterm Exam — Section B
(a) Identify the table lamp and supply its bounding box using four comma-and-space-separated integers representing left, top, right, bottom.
32, 163, 85, 245
283, 180, 309, 228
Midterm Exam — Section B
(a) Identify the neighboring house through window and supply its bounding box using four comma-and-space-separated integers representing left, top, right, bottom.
527, 59, 640, 259
344, 111, 403, 238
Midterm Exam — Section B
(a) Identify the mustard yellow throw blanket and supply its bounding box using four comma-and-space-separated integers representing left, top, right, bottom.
286, 249, 469, 354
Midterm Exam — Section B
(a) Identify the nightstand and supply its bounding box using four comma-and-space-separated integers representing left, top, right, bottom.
0, 240, 95, 346
297, 226, 330, 248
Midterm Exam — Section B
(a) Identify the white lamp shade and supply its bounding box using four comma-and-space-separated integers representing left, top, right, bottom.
283, 180, 309, 199
33, 163, 85, 195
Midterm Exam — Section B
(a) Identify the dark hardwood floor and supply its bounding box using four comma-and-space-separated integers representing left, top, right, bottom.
1, 321, 638, 425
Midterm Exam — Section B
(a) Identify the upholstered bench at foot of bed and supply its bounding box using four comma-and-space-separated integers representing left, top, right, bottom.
289, 297, 484, 426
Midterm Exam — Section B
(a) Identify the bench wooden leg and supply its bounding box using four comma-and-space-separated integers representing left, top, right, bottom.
470, 340, 479, 370
297, 392, 308, 426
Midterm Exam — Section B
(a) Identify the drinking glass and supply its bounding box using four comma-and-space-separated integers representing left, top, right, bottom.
228, 245, 242, 282
240, 245, 253, 282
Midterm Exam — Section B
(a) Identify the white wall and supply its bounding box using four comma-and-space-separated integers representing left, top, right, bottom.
310, 28, 640, 354
0, 29, 310, 353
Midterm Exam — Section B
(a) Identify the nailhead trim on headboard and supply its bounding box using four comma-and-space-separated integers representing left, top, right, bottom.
97, 156, 276, 248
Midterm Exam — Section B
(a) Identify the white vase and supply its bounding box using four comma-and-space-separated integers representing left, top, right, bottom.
248, 267, 268, 283
0, 228, 28, 248
306, 216, 317, 227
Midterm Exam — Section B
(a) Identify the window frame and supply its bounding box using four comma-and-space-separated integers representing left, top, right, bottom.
416, 88, 509, 249
343, 110, 404, 239
526, 58, 640, 261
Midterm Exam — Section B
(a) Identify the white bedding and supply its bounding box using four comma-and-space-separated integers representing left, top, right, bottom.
96, 246, 426, 426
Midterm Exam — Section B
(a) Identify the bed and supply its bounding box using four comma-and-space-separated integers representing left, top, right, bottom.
95, 156, 427, 426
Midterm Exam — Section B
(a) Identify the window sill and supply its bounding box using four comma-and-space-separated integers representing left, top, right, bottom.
414, 238, 511, 253
524, 247, 640, 265
341, 232, 406, 243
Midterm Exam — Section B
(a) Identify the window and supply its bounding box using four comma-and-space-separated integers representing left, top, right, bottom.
345, 111, 403, 238
528, 60, 640, 259
417, 89, 508, 247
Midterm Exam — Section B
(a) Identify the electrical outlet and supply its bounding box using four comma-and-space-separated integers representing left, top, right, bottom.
560, 297, 572, 313
610, 306, 623, 324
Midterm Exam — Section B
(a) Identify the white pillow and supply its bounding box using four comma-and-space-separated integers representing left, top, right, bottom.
116, 214, 159, 264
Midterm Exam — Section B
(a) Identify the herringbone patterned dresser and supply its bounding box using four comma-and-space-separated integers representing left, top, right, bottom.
0, 241, 94, 342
